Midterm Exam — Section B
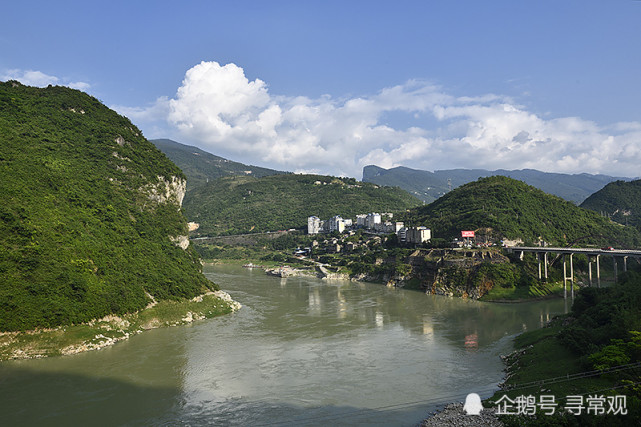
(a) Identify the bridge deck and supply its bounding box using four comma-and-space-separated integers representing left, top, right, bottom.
509, 247, 641, 257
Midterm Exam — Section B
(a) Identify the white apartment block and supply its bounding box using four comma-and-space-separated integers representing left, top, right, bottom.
365, 213, 381, 229
375, 221, 404, 234
307, 216, 321, 234
397, 227, 407, 243
398, 226, 431, 244
329, 215, 346, 233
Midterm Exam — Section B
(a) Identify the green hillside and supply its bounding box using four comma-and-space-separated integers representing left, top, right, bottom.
363, 164, 627, 204
184, 174, 421, 236
151, 138, 284, 191
581, 179, 641, 232
401, 176, 641, 247
492, 270, 641, 425
0, 81, 212, 331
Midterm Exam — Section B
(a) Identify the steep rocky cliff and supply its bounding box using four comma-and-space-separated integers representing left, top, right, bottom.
387, 249, 512, 299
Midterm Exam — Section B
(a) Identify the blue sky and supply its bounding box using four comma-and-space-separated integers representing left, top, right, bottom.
3, 0, 641, 178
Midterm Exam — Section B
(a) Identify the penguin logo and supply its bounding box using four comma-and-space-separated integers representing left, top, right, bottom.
463, 393, 483, 415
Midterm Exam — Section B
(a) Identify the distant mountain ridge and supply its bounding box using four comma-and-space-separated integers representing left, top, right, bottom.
151, 138, 285, 191
363, 165, 632, 204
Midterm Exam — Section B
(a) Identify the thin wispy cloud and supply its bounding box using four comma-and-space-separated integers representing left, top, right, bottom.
2, 69, 91, 92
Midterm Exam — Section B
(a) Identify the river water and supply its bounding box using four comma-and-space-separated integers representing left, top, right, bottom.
0, 265, 567, 426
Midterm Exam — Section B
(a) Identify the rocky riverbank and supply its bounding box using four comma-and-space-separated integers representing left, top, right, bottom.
0, 290, 241, 361
265, 265, 317, 278
420, 403, 503, 426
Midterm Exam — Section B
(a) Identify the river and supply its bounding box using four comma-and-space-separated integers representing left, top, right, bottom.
0, 264, 567, 426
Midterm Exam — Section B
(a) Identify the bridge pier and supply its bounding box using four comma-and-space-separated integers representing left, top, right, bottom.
511, 246, 639, 291
570, 253, 574, 298
563, 254, 574, 299
588, 254, 601, 288
536, 252, 549, 281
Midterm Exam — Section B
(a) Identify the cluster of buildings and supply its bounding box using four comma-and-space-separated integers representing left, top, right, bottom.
307, 213, 431, 245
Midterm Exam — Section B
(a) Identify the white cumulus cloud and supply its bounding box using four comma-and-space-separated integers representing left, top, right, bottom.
122, 61, 641, 178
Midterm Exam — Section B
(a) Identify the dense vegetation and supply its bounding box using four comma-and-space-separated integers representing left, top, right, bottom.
0, 81, 212, 331
363, 165, 625, 204
581, 180, 641, 233
184, 174, 421, 236
560, 271, 641, 363
152, 138, 284, 191
494, 270, 641, 425
400, 176, 641, 247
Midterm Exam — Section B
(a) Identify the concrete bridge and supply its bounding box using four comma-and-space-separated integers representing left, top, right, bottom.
507, 247, 641, 298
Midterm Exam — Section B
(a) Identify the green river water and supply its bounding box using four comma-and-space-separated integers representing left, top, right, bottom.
0, 264, 568, 426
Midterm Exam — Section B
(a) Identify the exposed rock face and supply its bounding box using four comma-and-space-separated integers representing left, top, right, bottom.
170, 234, 190, 250
430, 269, 488, 299
400, 249, 509, 299
146, 176, 190, 251
145, 175, 187, 206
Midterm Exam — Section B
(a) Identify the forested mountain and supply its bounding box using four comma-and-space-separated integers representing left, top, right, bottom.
0, 81, 212, 331
581, 179, 641, 232
184, 174, 421, 236
151, 138, 284, 191
400, 176, 641, 247
363, 165, 629, 204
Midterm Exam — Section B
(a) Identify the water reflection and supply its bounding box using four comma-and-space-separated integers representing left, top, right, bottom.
337, 288, 347, 319
0, 265, 568, 427
422, 316, 434, 336
375, 312, 384, 329
220, 269, 566, 352
464, 333, 479, 351
308, 286, 322, 316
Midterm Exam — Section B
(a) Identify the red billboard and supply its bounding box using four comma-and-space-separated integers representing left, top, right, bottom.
461, 231, 475, 238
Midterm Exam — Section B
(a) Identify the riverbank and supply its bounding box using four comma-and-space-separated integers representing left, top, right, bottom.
420, 403, 503, 426
197, 241, 568, 303
0, 290, 241, 361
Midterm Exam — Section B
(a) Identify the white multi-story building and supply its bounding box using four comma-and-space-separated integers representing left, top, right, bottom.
407, 226, 431, 244
375, 221, 390, 233
398, 226, 431, 244
365, 213, 381, 229
397, 227, 407, 243
329, 215, 346, 233
356, 214, 367, 227
307, 216, 321, 234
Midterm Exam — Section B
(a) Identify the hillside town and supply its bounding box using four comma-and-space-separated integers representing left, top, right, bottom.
307, 212, 431, 245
